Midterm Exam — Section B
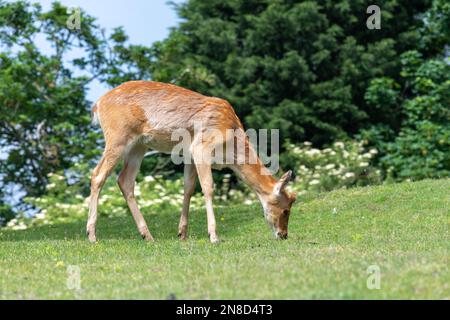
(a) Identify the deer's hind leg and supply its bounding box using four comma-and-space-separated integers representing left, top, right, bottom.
178, 163, 198, 240
118, 144, 153, 241
87, 144, 126, 242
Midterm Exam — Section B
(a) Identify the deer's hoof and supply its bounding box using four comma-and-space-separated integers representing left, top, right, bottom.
87, 231, 97, 243
209, 234, 220, 244
178, 232, 188, 240
141, 232, 154, 242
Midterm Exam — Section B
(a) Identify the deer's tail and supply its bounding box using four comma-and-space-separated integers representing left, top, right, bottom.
91, 102, 100, 126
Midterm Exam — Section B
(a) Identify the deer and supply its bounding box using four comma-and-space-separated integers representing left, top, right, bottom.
88, 81, 296, 244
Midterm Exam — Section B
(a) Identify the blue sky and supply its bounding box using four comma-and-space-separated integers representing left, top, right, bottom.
29, 0, 185, 101
37, 0, 183, 46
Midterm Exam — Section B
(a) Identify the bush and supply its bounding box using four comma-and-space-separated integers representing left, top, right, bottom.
6, 164, 253, 230
7, 139, 383, 229
362, 51, 450, 180
284, 140, 382, 197
0, 203, 15, 227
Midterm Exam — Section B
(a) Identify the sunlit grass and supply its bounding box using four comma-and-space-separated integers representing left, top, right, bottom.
0, 179, 448, 299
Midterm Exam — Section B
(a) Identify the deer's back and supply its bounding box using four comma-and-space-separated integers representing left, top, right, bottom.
95, 81, 243, 152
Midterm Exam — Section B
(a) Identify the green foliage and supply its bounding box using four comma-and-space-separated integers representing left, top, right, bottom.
362, 51, 450, 180
0, 1, 98, 203
418, 0, 450, 54
359, 0, 450, 181
149, 0, 437, 145
0, 202, 14, 227
0, 1, 154, 207
284, 140, 382, 196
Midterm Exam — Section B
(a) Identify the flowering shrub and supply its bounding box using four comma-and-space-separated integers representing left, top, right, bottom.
5, 140, 382, 230
6, 164, 253, 230
284, 140, 382, 196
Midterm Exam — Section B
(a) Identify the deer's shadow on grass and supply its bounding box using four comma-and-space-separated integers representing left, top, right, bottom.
0, 205, 263, 242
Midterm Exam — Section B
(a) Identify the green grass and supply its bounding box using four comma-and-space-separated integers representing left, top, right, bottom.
0, 179, 449, 299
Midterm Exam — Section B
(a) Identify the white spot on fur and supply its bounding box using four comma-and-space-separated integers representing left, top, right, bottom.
91, 102, 100, 126
92, 111, 99, 126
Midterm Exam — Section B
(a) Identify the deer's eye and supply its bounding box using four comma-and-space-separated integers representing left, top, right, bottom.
282, 209, 289, 216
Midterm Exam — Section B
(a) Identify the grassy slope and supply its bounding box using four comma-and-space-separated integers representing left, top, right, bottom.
0, 179, 448, 299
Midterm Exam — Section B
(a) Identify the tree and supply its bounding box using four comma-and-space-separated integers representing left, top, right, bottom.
364, 52, 449, 180
360, 0, 450, 180
0, 1, 153, 212
148, 0, 438, 145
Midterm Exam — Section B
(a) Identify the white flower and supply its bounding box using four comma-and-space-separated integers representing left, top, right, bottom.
46, 183, 56, 190
325, 164, 335, 170
6, 219, 18, 227
359, 162, 369, 167
331, 169, 341, 176
35, 213, 46, 220
12, 223, 27, 230
309, 179, 320, 185
144, 176, 155, 182
305, 149, 320, 157
334, 142, 344, 149
344, 172, 355, 179
370, 148, 378, 155
303, 141, 312, 146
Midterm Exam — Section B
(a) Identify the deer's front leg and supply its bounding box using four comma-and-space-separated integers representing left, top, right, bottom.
191, 145, 219, 244
178, 163, 197, 240
118, 145, 153, 241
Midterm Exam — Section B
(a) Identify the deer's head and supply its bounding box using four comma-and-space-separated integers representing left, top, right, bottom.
262, 170, 297, 239
263, 170, 296, 239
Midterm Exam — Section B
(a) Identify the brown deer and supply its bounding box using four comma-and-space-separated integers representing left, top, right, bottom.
88, 81, 296, 243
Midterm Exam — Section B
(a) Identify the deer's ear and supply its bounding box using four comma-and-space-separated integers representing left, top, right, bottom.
273, 170, 293, 195
290, 192, 297, 203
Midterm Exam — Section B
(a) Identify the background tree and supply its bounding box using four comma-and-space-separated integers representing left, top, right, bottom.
149, 0, 438, 145
0, 1, 153, 215
361, 0, 450, 180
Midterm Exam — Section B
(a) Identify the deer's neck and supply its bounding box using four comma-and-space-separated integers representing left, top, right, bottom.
232, 160, 276, 199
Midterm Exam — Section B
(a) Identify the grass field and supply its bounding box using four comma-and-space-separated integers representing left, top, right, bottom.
0, 179, 448, 299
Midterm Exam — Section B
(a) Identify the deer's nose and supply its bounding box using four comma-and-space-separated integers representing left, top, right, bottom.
277, 232, 288, 240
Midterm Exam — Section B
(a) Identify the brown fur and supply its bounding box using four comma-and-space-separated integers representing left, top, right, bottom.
87, 81, 296, 243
